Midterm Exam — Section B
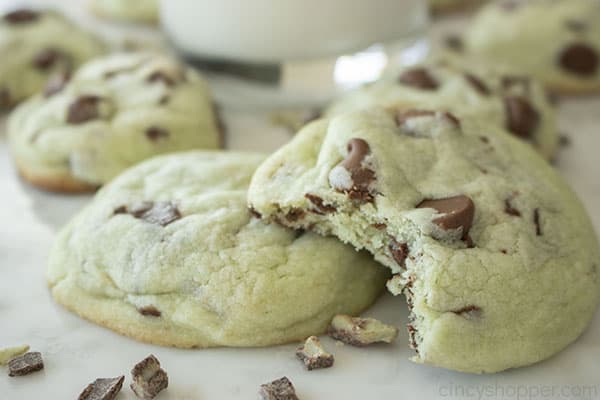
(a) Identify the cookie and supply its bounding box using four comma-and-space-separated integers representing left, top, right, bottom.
89, 0, 158, 24
47, 151, 387, 348
0, 8, 106, 110
326, 59, 559, 160
8, 52, 222, 193
247, 108, 600, 373
464, 0, 600, 95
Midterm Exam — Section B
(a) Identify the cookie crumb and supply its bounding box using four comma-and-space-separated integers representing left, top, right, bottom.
0, 345, 29, 365
78, 376, 124, 400
130, 354, 168, 399
259, 377, 299, 400
295, 336, 334, 371
328, 315, 398, 346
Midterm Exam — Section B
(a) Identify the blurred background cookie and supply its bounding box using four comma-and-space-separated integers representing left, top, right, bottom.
88, 0, 158, 24
8, 52, 222, 193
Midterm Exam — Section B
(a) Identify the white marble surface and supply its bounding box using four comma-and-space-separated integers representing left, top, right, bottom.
1, 2, 600, 399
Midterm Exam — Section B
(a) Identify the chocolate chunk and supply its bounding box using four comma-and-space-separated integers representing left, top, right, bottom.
533, 208, 542, 236
0, 87, 11, 108
145, 126, 169, 141
304, 193, 336, 214
329, 138, 376, 203
115, 201, 181, 227
504, 198, 521, 217
32, 48, 65, 70
444, 35, 463, 52
565, 20, 587, 33
67, 95, 103, 124
259, 377, 299, 400
295, 336, 334, 371
130, 355, 168, 400
389, 240, 408, 269
559, 43, 599, 76
138, 306, 161, 317
147, 71, 177, 86
249, 207, 262, 219
464, 73, 490, 96
285, 208, 305, 222
417, 195, 475, 238
79, 376, 124, 400
398, 67, 439, 90
8, 352, 44, 377
328, 315, 398, 347
451, 305, 482, 319
44, 72, 71, 97
504, 96, 540, 139
3, 9, 39, 24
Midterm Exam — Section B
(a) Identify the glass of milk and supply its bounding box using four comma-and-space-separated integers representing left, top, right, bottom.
160, 0, 429, 108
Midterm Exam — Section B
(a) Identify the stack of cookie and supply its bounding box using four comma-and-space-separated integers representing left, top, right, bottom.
1, 0, 598, 379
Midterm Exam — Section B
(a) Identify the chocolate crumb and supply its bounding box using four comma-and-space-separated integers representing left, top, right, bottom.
259, 377, 298, 400
372, 222, 387, 230
295, 336, 334, 371
504, 198, 521, 217
305, 193, 336, 214
328, 315, 398, 347
130, 355, 168, 400
533, 208, 542, 236
285, 208, 305, 223
78, 376, 124, 400
138, 306, 161, 317
249, 207, 262, 219
8, 352, 44, 377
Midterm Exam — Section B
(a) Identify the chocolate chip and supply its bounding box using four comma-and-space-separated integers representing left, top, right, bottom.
138, 306, 161, 317
3, 9, 39, 24
130, 355, 168, 400
504, 96, 540, 139
78, 376, 124, 400
442, 112, 461, 128
504, 198, 521, 217
451, 305, 482, 319
329, 138, 376, 203
444, 35, 464, 52
479, 136, 490, 144
285, 208, 305, 222
533, 208, 542, 236
565, 20, 587, 33
8, 352, 44, 377
389, 240, 408, 269
464, 73, 490, 96
44, 72, 71, 97
559, 43, 599, 76
147, 71, 177, 86
32, 48, 66, 70
249, 207, 262, 219
372, 222, 387, 230
398, 67, 439, 90
0, 87, 11, 108
67, 96, 102, 124
417, 195, 475, 238
145, 126, 169, 141
305, 193, 336, 214
115, 202, 181, 227
259, 377, 298, 400
500, 249, 508, 254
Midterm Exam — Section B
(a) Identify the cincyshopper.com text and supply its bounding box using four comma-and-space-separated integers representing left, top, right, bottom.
438, 383, 599, 399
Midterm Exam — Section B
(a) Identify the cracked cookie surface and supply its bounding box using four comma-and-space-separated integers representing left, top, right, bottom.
47, 151, 388, 348
465, 0, 600, 94
8, 52, 221, 192
0, 8, 106, 110
247, 107, 600, 373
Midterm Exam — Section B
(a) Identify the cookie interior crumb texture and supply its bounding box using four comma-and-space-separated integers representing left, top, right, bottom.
247, 107, 600, 373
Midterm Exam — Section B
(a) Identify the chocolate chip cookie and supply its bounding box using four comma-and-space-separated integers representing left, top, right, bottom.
89, 0, 158, 24
326, 59, 559, 160
0, 8, 106, 110
465, 0, 600, 94
8, 52, 222, 193
47, 151, 387, 348
247, 107, 600, 373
